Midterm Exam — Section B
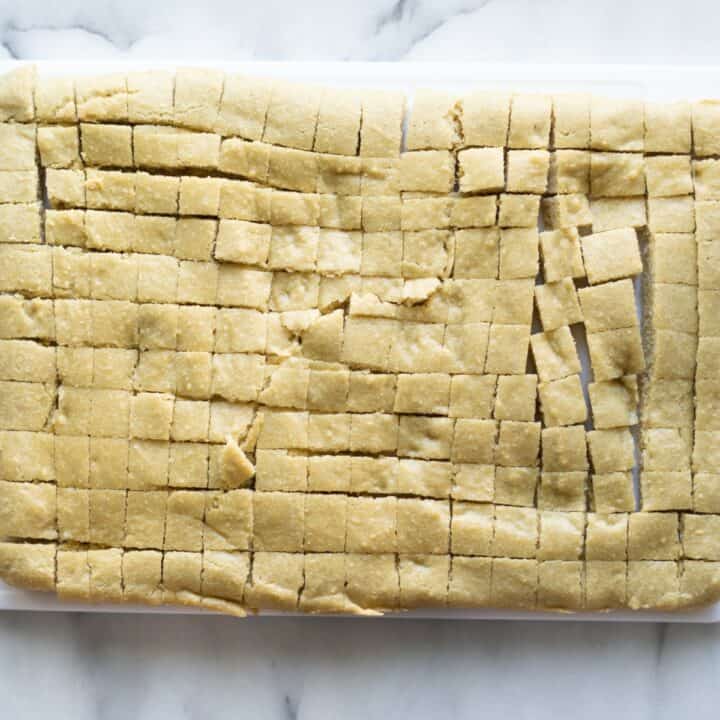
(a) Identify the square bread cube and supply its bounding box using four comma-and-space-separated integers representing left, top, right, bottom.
651, 283, 697, 333
172, 67, 223, 131
692, 160, 720, 200
451, 419, 496, 465
539, 227, 585, 282
350, 456, 398, 495
596, 471, 639, 512
57, 550, 90, 601
89, 436, 129, 488
590, 152, 645, 197
255, 450, 307, 492
35, 75, 76, 123
345, 553, 398, 611
80, 124, 133, 167
585, 513, 628, 560
692, 100, 720, 156
461, 90, 510, 146
492, 506, 538, 558
552, 94, 590, 149
203, 490, 252, 551
360, 90, 404, 158
495, 421, 541, 468
127, 71, 174, 124
169, 442, 209, 489
451, 464, 494, 503
588, 428, 635, 473
85, 171, 135, 211
538, 511, 584, 560
586, 326, 645, 381
268, 225, 318, 272
548, 150, 590, 194
346, 496, 397, 553
450, 195, 497, 228
585, 560, 627, 609
177, 260, 218, 305
134, 172, 179, 215
89, 489, 125, 545
591, 471, 633, 512
682, 514, 720, 561
124, 490, 166, 549
269, 191, 319, 227
400, 193, 451, 230
494, 466, 538, 507
453, 228, 499, 278
535, 278, 583, 331
494, 374, 537, 422
506, 150, 549, 193
541, 194, 592, 230
252, 491, 304, 552
590, 97, 644, 151
628, 513, 680, 561
647, 197, 695, 233
491, 279, 534, 325
128, 440, 170, 490
394, 373, 450, 415
578, 279, 638, 332
303, 494, 347, 553
45, 169, 83, 208
457, 147, 504, 194
644, 101, 691, 153
308, 413, 351, 453
508, 94, 552, 149
499, 228, 539, 279
451, 502, 493, 555
649, 330, 696, 381
313, 87, 361, 156
38, 126, 80, 171
530, 326, 581, 382
588, 376, 638, 429
0, 480, 56, 540
644, 378, 691, 430
580, 228, 642, 285
538, 561, 583, 609
130, 392, 173, 441
362, 196, 401, 233
171, 400, 210, 442
0, 430, 55, 482
538, 471, 587, 510
448, 374, 496, 419
398, 555, 449, 609
244, 552, 304, 611
215, 73, 273, 140
497, 194, 540, 228
399, 150, 454, 193
643, 428, 691, 472
399, 416, 453, 460
406, 89, 458, 150
485, 324, 530, 375
645, 155, 692, 197
362, 230, 402, 277
263, 80, 321, 151
397, 459, 452, 498
491, 558, 538, 609
641, 472, 692, 512
538, 375, 587, 427
590, 197, 646, 233
542, 425, 587, 472
396, 499, 450, 554
696, 201, 720, 242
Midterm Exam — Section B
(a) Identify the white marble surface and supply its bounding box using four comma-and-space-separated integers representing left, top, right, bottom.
1, 1, 720, 717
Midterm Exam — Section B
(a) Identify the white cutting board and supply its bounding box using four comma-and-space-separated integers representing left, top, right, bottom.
1, 60, 718, 622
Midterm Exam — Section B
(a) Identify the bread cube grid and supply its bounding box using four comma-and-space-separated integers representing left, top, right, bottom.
4, 71, 720, 604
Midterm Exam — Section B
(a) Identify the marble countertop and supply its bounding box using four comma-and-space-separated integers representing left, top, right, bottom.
2, 1, 720, 717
